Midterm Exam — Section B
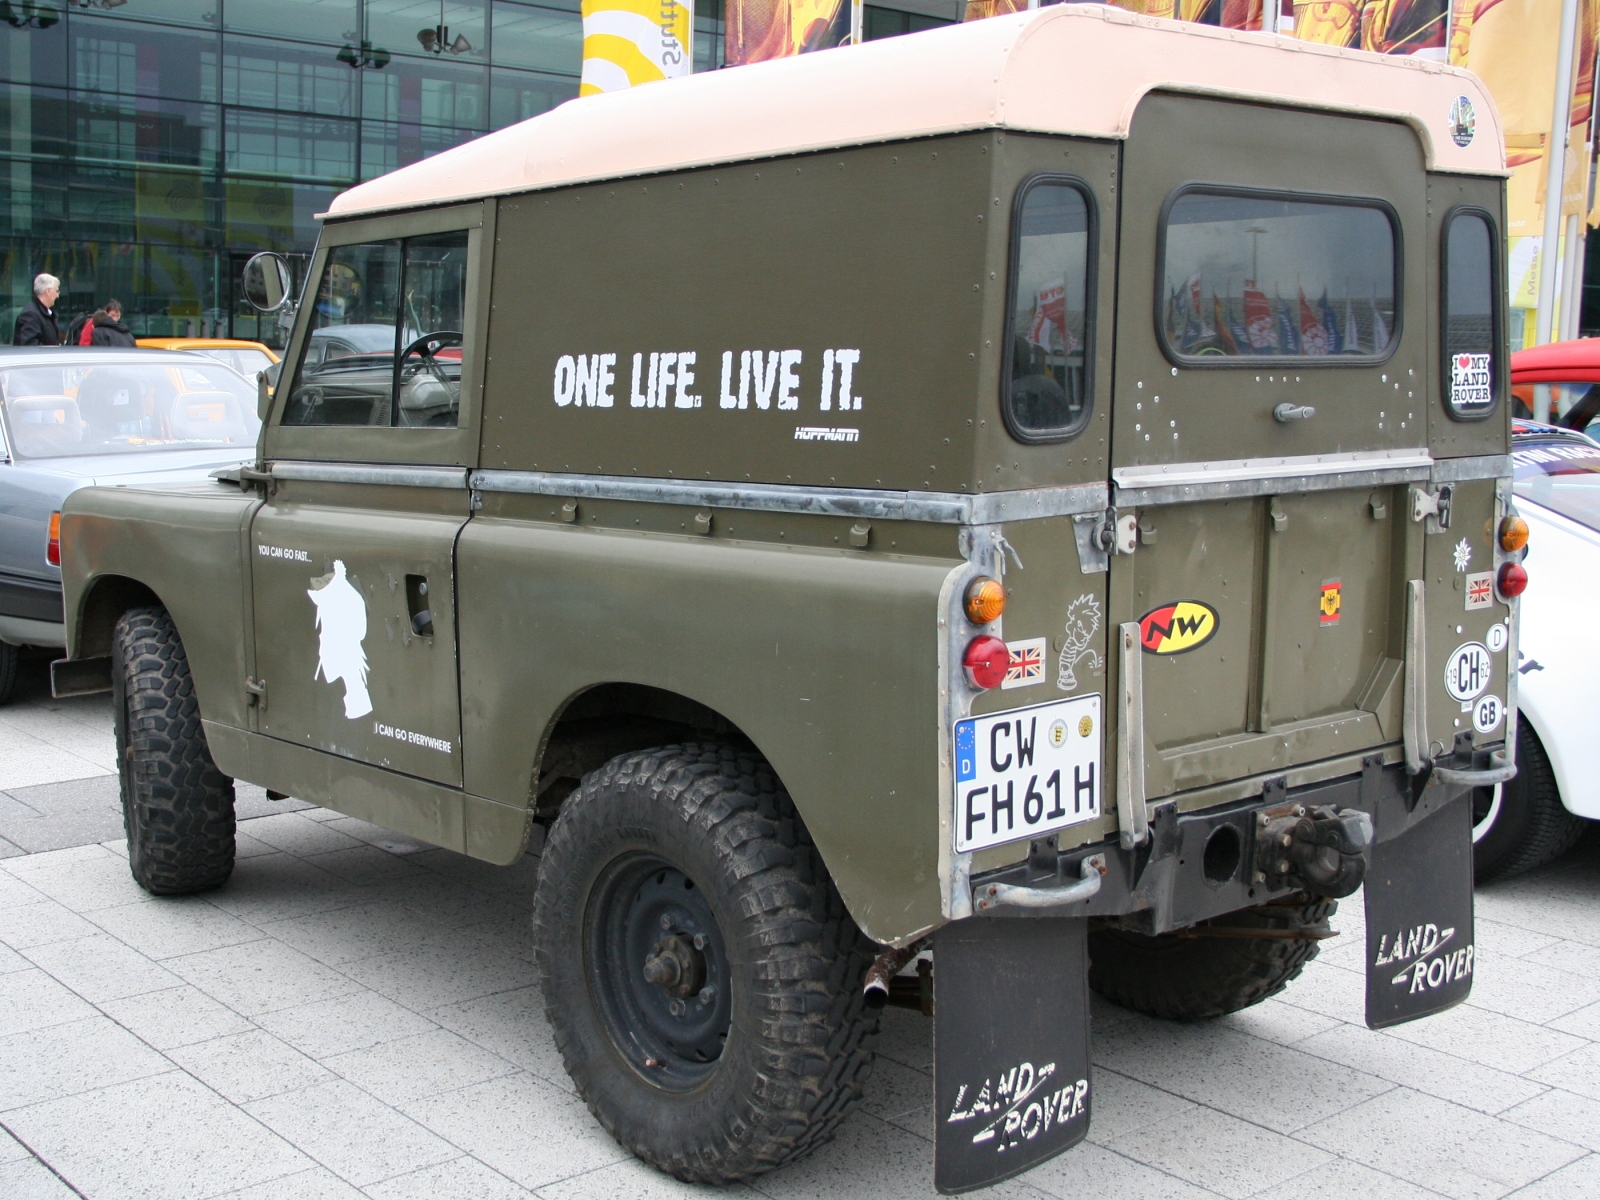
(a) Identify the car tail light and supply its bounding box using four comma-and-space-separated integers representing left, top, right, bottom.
1498, 515, 1529, 553
1496, 561, 1528, 600
963, 635, 1009, 690
46, 511, 61, 566
963, 576, 1006, 625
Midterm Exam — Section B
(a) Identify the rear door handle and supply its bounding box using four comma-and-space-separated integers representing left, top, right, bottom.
1273, 403, 1316, 422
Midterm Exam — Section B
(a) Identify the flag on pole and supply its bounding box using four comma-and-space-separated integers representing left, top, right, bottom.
727, 0, 859, 65
1243, 281, 1275, 351
1299, 286, 1330, 355
1214, 294, 1241, 354
1343, 294, 1360, 353
580, 0, 693, 95
1370, 291, 1390, 350
1276, 294, 1301, 354
1028, 282, 1073, 352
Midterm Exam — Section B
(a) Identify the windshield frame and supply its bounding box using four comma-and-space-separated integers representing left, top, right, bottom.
1153, 182, 1404, 370
0, 357, 262, 462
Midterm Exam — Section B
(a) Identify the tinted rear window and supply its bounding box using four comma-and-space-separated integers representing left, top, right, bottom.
1158, 188, 1398, 363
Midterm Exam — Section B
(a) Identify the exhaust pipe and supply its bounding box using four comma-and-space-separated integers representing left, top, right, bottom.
864, 941, 925, 1009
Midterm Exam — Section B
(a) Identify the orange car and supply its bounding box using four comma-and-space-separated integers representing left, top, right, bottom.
135, 337, 280, 380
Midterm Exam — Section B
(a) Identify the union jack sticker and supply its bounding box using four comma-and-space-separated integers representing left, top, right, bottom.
1465, 572, 1494, 610
1002, 637, 1047, 690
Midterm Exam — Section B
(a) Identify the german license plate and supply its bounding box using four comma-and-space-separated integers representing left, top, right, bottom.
954, 695, 1102, 854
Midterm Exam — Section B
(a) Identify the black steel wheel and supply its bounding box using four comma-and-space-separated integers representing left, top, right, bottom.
533, 743, 878, 1184
586, 855, 733, 1090
1473, 721, 1586, 884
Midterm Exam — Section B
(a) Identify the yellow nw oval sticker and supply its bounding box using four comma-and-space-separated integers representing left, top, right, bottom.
1138, 600, 1219, 655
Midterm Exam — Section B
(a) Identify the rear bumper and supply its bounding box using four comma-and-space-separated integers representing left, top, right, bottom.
969, 756, 1482, 934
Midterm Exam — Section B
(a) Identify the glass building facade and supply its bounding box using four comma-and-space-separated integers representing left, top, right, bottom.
1, 0, 952, 343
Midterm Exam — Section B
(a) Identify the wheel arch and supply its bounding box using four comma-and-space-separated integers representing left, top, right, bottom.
72, 572, 163, 659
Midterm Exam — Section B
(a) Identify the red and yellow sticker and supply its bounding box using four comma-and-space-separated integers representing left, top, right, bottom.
1137, 600, 1218, 655
1319, 580, 1342, 626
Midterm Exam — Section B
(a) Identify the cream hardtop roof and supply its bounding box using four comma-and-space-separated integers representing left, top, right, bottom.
325, 5, 1504, 221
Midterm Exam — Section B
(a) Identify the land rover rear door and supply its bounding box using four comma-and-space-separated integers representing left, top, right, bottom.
1108, 94, 1429, 802
247, 203, 490, 788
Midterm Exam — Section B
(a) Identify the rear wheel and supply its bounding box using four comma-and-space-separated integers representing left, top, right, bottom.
0, 641, 18, 706
1088, 898, 1335, 1021
533, 743, 878, 1183
113, 607, 236, 894
1473, 722, 1585, 884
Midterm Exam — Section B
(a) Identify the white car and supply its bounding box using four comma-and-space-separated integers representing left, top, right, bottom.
1473, 421, 1600, 880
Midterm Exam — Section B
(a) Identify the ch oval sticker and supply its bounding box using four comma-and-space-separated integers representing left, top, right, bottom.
1138, 600, 1219, 655
1444, 641, 1492, 702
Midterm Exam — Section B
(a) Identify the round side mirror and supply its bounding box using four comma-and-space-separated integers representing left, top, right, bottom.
242, 252, 294, 313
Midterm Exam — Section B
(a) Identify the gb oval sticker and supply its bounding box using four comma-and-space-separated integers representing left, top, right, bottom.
1138, 600, 1219, 655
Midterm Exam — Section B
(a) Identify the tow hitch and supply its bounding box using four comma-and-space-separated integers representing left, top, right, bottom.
1253, 805, 1373, 898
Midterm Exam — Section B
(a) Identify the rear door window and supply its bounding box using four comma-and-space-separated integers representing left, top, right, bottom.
1003, 177, 1095, 441
1442, 208, 1501, 420
1157, 187, 1398, 364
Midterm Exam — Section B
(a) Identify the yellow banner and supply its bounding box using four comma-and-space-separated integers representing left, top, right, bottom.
580, 0, 692, 95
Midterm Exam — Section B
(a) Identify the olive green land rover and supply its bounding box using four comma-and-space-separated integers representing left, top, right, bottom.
53, 9, 1525, 1193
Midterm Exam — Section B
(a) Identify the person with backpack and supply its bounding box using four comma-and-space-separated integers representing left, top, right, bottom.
87, 299, 137, 348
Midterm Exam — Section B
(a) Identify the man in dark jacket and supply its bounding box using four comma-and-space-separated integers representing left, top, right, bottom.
12, 273, 61, 346
89, 300, 137, 348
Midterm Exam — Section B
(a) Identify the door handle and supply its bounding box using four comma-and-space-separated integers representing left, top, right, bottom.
1273, 403, 1316, 422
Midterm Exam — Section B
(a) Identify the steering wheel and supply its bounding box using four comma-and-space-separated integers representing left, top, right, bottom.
399, 331, 463, 381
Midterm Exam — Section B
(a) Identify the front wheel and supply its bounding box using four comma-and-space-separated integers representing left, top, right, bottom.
113, 607, 236, 894
1473, 722, 1586, 884
533, 743, 878, 1184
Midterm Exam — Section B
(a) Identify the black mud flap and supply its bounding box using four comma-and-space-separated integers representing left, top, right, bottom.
1363, 793, 1475, 1029
932, 917, 1091, 1195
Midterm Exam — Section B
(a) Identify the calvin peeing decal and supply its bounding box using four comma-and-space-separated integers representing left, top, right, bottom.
1056, 594, 1103, 692
308, 560, 372, 719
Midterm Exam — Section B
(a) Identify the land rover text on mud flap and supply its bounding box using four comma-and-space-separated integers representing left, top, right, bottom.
52, 9, 1523, 1194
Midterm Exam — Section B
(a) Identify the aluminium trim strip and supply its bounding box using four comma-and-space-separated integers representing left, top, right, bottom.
1113, 447, 1435, 507
269, 462, 470, 489
469, 469, 1109, 525
1430, 453, 1513, 483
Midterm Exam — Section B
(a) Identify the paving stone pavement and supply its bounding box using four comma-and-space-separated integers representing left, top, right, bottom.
0, 651, 1596, 1200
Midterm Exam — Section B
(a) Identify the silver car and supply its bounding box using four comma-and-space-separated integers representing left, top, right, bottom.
0, 348, 261, 702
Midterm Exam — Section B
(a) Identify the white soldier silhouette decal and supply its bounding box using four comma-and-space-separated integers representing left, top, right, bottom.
308, 560, 372, 719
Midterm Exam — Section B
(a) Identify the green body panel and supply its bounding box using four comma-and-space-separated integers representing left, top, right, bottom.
60, 482, 260, 730
455, 496, 958, 943
480, 132, 1115, 495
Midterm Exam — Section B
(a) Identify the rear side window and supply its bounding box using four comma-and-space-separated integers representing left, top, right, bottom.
1157, 187, 1398, 364
1003, 178, 1094, 442
1442, 208, 1500, 420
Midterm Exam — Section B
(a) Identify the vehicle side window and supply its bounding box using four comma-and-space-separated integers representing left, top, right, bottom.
1157, 187, 1398, 364
282, 231, 469, 428
1003, 177, 1094, 442
1442, 208, 1500, 420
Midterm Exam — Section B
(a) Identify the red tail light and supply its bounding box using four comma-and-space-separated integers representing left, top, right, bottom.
46, 511, 61, 566
963, 635, 1009, 690
1496, 561, 1527, 600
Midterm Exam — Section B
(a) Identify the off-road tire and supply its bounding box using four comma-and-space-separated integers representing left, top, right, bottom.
112, 607, 236, 894
1474, 722, 1586, 884
1088, 897, 1336, 1021
0, 640, 18, 706
533, 743, 879, 1184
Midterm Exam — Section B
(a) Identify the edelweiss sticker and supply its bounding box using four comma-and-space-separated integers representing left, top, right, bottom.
1056, 594, 1102, 691
308, 560, 372, 719
1452, 538, 1474, 573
